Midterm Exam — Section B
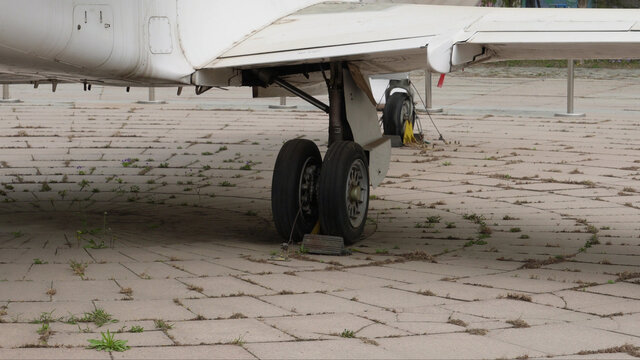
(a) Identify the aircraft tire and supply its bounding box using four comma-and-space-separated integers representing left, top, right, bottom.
271, 139, 322, 242
382, 92, 413, 139
318, 141, 369, 245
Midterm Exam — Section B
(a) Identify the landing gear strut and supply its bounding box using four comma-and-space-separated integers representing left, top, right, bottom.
270, 62, 374, 244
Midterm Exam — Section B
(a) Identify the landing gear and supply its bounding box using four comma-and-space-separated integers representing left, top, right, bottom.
264, 61, 389, 245
271, 139, 322, 242
382, 92, 415, 139
318, 141, 370, 245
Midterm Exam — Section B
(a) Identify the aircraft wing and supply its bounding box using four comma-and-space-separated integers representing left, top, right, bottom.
202, 3, 640, 78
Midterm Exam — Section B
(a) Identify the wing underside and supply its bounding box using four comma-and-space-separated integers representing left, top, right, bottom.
202, 3, 640, 80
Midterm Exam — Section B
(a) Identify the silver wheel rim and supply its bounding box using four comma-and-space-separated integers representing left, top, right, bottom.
345, 159, 368, 228
400, 98, 411, 133
298, 158, 319, 219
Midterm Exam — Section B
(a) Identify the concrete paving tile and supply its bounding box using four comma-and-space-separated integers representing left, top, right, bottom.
181, 296, 292, 319
168, 319, 294, 345
490, 323, 640, 355
295, 270, 401, 290
345, 266, 443, 284
462, 273, 576, 293
242, 273, 338, 293
332, 287, 460, 310
0, 264, 30, 280
575, 313, 640, 337
23, 263, 81, 281
0, 348, 111, 359
121, 262, 192, 279
260, 293, 379, 315
211, 258, 291, 274
386, 261, 504, 278
586, 282, 640, 300
538, 354, 637, 360
377, 333, 544, 359
0, 281, 51, 301
178, 276, 274, 297
6, 301, 94, 323
167, 260, 243, 276
116, 279, 203, 300
394, 280, 510, 301
83, 263, 139, 280
263, 313, 373, 340
111, 345, 256, 359
245, 338, 399, 359
0, 323, 40, 348
51, 279, 122, 301
95, 299, 195, 321
48, 330, 173, 347
442, 298, 596, 323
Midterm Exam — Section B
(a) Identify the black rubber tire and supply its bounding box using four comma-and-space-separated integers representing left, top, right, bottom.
271, 139, 322, 242
382, 92, 413, 139
318, 141, 370, 245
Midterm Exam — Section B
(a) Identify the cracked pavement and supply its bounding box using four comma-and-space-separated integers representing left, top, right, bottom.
0, 71, 638, 359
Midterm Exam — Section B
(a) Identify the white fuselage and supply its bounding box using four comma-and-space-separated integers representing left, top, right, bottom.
0, 0, 328, 86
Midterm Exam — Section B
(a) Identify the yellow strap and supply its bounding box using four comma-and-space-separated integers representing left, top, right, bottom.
403, 120, 417, 144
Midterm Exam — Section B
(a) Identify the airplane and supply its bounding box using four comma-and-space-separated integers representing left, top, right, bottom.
2, 0, 640, 245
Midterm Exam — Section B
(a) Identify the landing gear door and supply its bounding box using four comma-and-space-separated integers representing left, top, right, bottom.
58, 5, 114, 68
344, 70, 391, 188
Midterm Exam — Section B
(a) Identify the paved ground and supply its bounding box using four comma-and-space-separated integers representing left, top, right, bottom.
0, 70, 638, 359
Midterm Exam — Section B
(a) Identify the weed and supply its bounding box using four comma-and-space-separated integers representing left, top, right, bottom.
69, 260, 87, 277
418, 289, 435, 296
519, 234, 530, 239
245, 210, 257, 216
33, 258, 47, 265
340, 329, 356, 338
442, 161, 452, 166
426, 215, 441, 223
466, 328, 488, 336
229, 313, 247, 319
154, 319, 173, 331
119, 288, 133, 296
11, 231, 23, 238
375, 249, 389, 254
159, 162, 169, 168
79, 308, 117, 327
229, 335, 245, 346
506, 319, 530, 328
187, 284, 204, 292
510, 227, 522, 233
447, 318, 468, 327
219, 181, 235, 187
503, 293, 532, 302
87, 330, 130, 352
129, 325, 143, 333
201, 152, 213, 156
40, 182, 51, 192
31, 311, 61, 324
216, 146, 228, 153
445, 222, 456, 229
502, 215, 519, 221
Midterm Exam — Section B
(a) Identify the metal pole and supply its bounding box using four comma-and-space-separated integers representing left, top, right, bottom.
555, 59, 585, 117
424, 70, 442, 114
137, 87, 165, 104
567, 59, 574, 114
0, 84, 20, 104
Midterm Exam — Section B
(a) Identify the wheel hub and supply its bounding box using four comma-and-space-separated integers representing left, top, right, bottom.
345, 159, 368, 228
299, 159, 319, 218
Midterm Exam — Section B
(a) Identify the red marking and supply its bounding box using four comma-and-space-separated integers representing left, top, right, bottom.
437, 74, 446, 88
